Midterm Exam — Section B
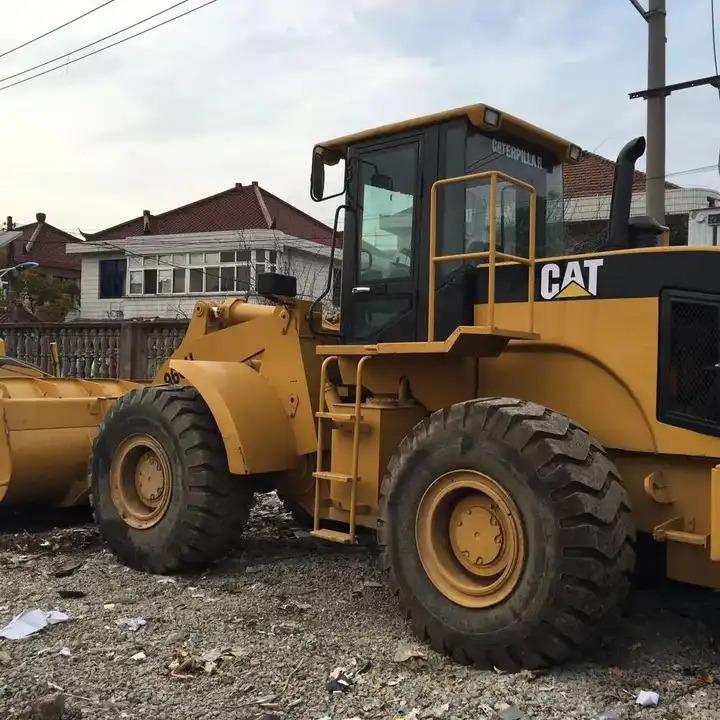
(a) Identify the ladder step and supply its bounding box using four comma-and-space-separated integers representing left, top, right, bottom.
316, 411, 359, 422
310, 528, 355, 544
316, 411, 369, 431
313, 471, 355, 484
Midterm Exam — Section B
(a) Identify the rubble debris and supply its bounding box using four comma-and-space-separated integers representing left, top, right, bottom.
130, 651, 147, 662
53, 560, 83, 578
392, 642, 428, 663
635, 690, 659, 707
0, 609, 70, 640
29, 691, 65, 720
115, 616, 146, 632
494, 706, 526, 720
326, 667, 354, 693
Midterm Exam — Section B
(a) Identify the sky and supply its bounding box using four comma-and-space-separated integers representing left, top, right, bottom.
1, 0, 718, 234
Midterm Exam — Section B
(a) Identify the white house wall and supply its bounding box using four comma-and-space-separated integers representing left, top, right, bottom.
75, 242, 341, 320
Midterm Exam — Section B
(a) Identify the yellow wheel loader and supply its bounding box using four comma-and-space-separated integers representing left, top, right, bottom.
15, 102, 720, 670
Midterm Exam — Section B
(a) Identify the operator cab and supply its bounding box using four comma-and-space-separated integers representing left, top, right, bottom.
311, 104, 581, 344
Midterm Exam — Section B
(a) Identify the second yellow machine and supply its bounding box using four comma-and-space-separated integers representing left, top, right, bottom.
85, 103, 720, 669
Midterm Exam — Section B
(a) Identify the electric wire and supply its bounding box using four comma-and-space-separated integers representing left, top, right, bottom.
0, 0, 195, 86
0, 1, 117, 60
713, 0, 720, 100
0, 0, 221, 92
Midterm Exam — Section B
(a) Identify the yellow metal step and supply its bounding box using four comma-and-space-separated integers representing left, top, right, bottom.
316, 411, 359, 422
313, 471, 355, 484
310, 528, 355, 544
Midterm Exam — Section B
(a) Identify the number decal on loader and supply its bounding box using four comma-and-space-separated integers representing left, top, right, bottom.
163, 369, 183, 385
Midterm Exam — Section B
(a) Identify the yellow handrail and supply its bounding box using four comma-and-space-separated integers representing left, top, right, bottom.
427, 170, 538, 341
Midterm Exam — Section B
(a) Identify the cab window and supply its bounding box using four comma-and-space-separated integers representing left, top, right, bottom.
357, 143, 418, 283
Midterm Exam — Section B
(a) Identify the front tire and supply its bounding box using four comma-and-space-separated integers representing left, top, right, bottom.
90, 385, 253, 573
378, 398, 635, 670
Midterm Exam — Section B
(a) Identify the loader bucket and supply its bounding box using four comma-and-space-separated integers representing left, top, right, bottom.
0, 375, 138, 507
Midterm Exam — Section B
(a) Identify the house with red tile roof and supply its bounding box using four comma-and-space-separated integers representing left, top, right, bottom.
0, 213, 80, 280
67, 182, 341, 320
562, 152, 719, 251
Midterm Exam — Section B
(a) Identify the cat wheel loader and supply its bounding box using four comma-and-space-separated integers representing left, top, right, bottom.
8, 103, 720, 670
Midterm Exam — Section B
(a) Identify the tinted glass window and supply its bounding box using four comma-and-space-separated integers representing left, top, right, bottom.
99, 259, 126, 299
358, 143, 418, 283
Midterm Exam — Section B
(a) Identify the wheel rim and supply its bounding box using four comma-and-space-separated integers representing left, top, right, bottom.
110, 434, 173, 530
415, 470, 525, 608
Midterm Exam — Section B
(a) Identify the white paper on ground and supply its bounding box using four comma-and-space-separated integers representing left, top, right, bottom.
0, 609, 70, 640
636, 690, 660, 707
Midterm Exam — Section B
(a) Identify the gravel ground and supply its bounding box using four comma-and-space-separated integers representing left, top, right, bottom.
1, 495, 720, 720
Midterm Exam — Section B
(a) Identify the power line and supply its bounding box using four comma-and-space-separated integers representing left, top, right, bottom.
0, 0, 195, 86
712, 0, 720, 100
0, 1, 117, 60
0, 0, 221, 93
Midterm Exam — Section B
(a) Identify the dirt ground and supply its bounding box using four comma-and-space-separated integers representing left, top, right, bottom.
1, 494, 720, 720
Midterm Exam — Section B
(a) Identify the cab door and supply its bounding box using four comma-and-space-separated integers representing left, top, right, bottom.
342, 128, 437, 343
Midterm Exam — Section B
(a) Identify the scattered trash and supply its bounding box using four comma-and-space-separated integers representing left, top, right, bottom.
518, 668, 539, 681
53, 560, 83, 578
636, 691, 660, 707
116, 616, 146, 632
494, 706, 526, 720
245, 565, 262, 574
326, 667, 354, 693
29, 691, 65, 720
103, 603, 116, 610
700, 672, 715, 685
57, 589, 85, 599
591, 710, 623, 720
270, 620, 302, 635
155, 577, 177, 585
608, 665, 624, 677
58, 646, 72, 658
279, 600, 312, 613
0, 609, 70, 640
168, 647, 245, 676
130, 651, 147, 662
393, 642, 427, 664
386, 676, 404, 687
422, 702, 450, 719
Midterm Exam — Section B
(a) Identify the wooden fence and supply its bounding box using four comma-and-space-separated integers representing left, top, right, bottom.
0, 320, 189, 380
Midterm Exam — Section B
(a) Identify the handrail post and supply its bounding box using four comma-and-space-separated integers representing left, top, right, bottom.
314, 355, 337, 532
488, 174, 498, 330
428, 183, 438, 342
349, 355, 371, 540
528, 193, 537, 332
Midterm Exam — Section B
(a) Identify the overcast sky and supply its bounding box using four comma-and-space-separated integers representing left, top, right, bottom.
1, 0, 718, 233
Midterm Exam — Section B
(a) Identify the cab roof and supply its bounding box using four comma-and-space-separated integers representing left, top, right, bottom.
317, 103, 578, 164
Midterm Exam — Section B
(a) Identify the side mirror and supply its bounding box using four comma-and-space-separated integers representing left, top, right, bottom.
311, 149, 326, 201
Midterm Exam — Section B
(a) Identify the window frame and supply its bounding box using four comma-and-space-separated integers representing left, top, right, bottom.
98, 258, 127, 299
124, 248, 279, 296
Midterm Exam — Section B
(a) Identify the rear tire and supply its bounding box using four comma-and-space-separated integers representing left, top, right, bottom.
90, 385, 253, 573
378, 398, 635, 670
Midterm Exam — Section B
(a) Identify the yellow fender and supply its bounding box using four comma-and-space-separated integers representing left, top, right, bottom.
170, 359, 297, 475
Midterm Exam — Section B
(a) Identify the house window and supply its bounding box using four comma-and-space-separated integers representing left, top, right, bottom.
99, 259, 126, 299
331, 267, 342, 306
125, 248, 279, 295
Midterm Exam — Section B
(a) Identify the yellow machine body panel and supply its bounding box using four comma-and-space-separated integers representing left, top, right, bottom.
0, 376, 138, 506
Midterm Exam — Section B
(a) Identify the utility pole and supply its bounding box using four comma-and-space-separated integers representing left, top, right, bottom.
645, 0, 666, 225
